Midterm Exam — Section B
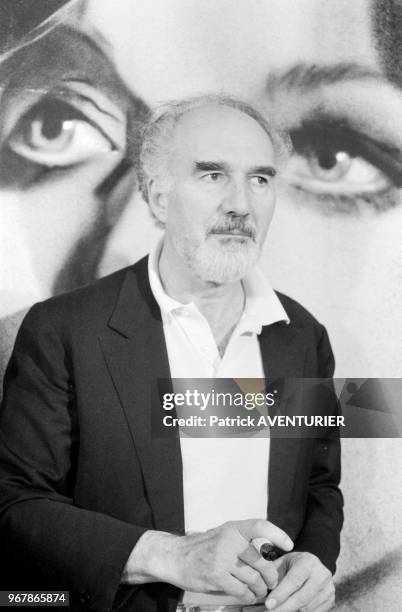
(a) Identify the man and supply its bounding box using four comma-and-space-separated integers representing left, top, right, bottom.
0, 96, 342, 612
89, 2, 402, 608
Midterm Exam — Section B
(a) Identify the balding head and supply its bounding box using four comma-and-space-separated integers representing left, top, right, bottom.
139, 94, 289, 205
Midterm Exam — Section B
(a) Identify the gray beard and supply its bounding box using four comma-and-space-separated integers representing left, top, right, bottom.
177, 236, 260, 284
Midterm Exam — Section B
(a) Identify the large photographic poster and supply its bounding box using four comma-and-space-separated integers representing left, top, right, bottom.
0, 0, 401, 609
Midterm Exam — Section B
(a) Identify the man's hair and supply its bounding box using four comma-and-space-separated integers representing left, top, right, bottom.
139, 93, 290, 203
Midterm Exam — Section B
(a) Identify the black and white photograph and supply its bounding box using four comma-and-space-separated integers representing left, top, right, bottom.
0, 1, 401, 611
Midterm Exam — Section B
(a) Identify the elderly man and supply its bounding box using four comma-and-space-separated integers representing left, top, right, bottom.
0, 96, 342, 612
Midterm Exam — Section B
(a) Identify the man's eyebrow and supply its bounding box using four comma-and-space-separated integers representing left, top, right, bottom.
194, 161, 227, 172
194, 161, 276, 176
250, 165, 276, 177
267, 62, 384, 93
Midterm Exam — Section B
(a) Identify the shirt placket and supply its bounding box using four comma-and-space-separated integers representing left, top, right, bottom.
175, 305, 221, 375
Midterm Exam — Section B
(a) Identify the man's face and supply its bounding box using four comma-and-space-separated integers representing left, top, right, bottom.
159, 105, 277, 284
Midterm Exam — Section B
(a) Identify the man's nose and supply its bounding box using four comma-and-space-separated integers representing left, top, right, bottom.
221, 179, 251, 216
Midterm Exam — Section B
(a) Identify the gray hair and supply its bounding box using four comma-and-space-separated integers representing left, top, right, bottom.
139, 93, 290, 203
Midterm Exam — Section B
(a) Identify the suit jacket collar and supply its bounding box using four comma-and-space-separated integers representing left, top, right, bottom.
108, 256, 162, 338
102, 257, 308, 535
101, 258, 184, 534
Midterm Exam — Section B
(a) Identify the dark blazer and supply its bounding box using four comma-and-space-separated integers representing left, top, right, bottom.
0, 256, 343, 612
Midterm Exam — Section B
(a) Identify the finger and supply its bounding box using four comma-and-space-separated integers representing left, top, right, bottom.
239, 545, 279, 589
265, 564, 311, 610
254, 558, 279, 590
220, 573, 257, 605
238, 519, 293, 552
272, 555, 291, 583
266, 576, 333, 612
240, 541, 263, 564
265, 580, 316, 612
231, 562, 269, 599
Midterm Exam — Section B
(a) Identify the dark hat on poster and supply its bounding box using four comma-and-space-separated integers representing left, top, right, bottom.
0, 0, 83, 54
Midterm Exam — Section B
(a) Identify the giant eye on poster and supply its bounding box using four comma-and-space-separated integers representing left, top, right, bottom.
0, 1, 401, 611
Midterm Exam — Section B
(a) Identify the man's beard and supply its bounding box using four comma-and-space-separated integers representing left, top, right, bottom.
174, 217, 261, 284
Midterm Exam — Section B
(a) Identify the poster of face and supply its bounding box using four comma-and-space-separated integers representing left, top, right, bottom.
0, 0, 401, 610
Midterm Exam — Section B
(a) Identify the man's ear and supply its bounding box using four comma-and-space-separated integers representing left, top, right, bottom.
147, 178, 169, 225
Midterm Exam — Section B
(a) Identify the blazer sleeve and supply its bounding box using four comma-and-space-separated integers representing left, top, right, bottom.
0, 303, 147, 612
293, 324, 344, 574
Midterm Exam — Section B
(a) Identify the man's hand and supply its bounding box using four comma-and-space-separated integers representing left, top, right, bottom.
265, 552, 335, 612
122, 519, 293, 604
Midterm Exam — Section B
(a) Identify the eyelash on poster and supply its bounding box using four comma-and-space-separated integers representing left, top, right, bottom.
285, 120, 402, 212
3, 93, 117, 166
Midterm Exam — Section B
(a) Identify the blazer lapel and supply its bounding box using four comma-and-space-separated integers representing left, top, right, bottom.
258, 321, 306, 379
99, 258, 184, 535
259, 321, 309, 532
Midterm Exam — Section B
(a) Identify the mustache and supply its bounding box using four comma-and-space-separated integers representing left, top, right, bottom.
208, 218, 257, 239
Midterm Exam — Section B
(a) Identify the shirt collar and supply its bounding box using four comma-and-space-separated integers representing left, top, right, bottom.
148, 236, 290, 331
241, 267, 290, 333
148, 237, 185, 315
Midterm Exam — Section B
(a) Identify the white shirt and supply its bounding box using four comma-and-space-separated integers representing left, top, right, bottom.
148, 239, 289, 605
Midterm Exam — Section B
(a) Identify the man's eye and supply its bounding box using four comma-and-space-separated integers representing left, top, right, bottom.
202, 172, 224, 182
6, 97, 114, 168
282, 121, 400, 209
250, 176, 268, 186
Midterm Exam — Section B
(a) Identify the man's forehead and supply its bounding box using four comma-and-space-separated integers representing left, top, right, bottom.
174, 104, 264, 134
172, 104, 275, 164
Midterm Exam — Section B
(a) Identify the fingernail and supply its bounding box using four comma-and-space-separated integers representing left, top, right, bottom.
266, 599, 277, 609
285, 537, 293, 550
